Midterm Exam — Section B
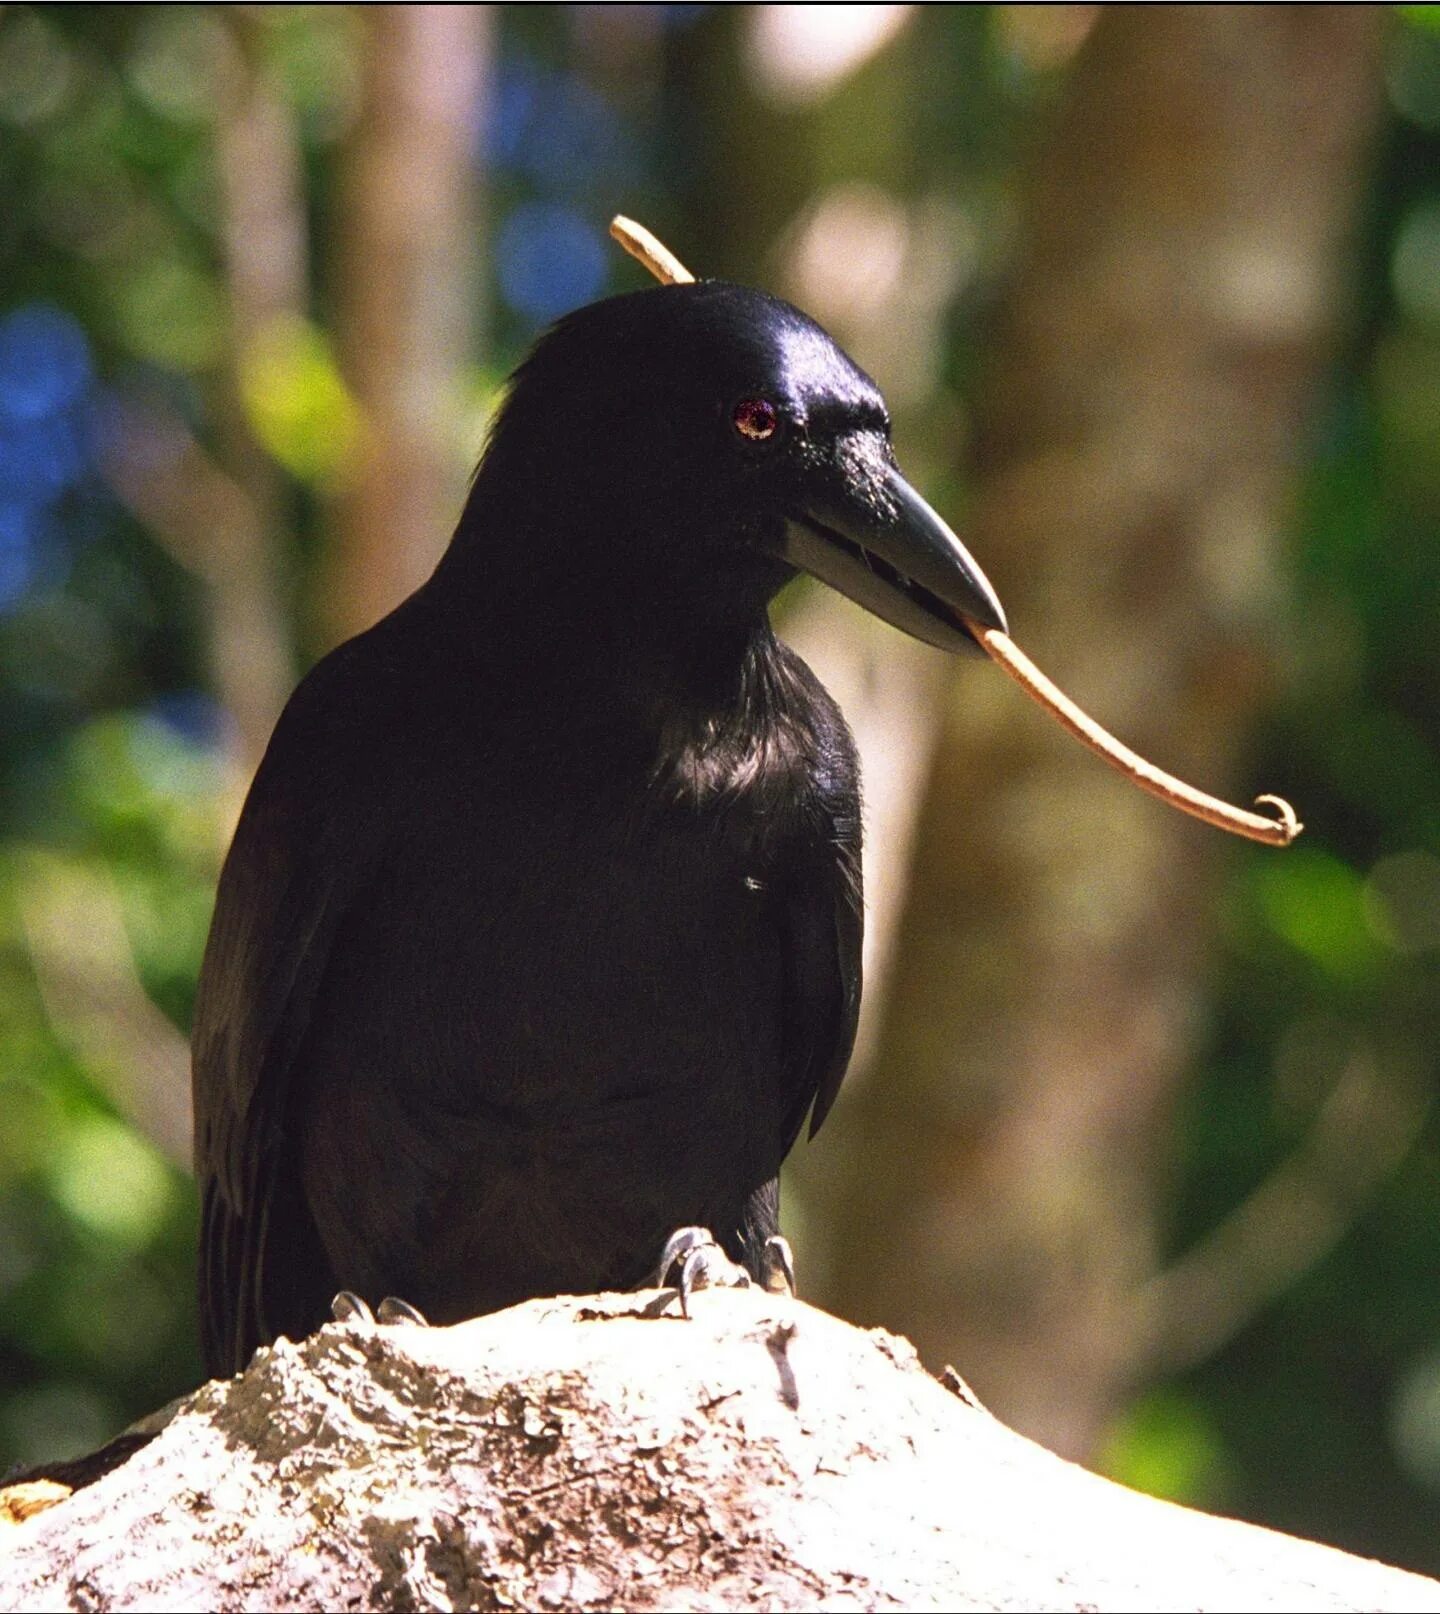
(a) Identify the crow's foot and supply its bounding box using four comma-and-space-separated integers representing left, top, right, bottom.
330, 1292, 429, 1328
654, 1226, 752, 1318
330, 1290, 373, 1325
760, 1233, 796, 1297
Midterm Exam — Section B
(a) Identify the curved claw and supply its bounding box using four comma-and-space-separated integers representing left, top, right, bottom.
376, 1296, 429, 1327
330, 1290, 374, 1326
654, 1225, 713, 1290
678, 1243, 753, 1317
654, 1225, 752, 1318
761, 1234, 796, 1297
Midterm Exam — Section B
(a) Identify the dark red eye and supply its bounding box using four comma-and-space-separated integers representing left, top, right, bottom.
733, 397, 779, 442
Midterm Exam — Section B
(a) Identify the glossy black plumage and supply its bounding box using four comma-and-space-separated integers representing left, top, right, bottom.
192, 281, 1004, 1376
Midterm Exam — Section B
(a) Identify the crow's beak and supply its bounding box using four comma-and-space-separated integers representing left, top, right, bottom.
780, 460, 1006, 653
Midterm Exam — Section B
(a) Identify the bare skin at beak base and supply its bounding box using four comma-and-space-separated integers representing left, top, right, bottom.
780, 464, 1007, 654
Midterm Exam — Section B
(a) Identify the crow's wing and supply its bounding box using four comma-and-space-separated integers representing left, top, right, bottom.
775, 655, 864, 1153
192, 653, 385, 1377
780, 815, 863, 1152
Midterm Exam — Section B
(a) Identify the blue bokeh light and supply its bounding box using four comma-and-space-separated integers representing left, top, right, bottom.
0, 415, 87, 502
496, 202, 609, 324
0, 305, 92, 424
0, 502, 42, 609
523, 77, 626, 195
148, 689, 225, 749
0, 304, 97, 614
487, 57, 634, 198
489, 55, 539, 168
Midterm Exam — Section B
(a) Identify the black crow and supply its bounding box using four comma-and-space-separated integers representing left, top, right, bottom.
192, 281, 1005, 1376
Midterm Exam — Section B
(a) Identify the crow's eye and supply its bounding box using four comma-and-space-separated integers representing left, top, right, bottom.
733, 397, 779, 442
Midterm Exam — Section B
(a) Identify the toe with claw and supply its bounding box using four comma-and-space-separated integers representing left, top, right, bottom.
376, 1296, 429, 1327
760, 1234, 796, 1297
330, 1290, 374, 1326
331, 1291, 429, 1329
654, 1225, 752, 1317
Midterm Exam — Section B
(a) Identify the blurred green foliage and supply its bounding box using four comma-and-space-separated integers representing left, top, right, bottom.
0, 1, 1436, 1583
0, 710, 216, 1463
240, 318, 359, 488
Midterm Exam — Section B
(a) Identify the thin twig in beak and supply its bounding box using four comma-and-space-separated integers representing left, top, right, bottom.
975, 627, 1301, 847
608, 214, 1302, 850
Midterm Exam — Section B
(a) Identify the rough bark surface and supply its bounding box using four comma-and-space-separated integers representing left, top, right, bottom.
1, 1290, 1434, 1613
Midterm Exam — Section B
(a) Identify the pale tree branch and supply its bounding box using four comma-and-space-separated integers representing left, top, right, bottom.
2, 1293, 1435, 1611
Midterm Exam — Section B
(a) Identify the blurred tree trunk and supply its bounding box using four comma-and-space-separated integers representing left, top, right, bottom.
211, 17, 303, 774
212, 12, 307, 783
109, 13, 304, 793
808, 5, 1385, 1461
324, 3, 490, 648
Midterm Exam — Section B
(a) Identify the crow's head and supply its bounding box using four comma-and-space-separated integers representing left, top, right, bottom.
459, 281, 1005, 652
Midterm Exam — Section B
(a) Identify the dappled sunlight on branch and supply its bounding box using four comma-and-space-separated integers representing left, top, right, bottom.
1139, 1052, 1430, 1378
99, 395, 290, 811
16, 848, 193, 1169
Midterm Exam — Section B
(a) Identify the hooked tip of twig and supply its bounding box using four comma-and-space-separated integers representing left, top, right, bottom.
975, 626, 1303, 849
1254, 794, 1304, 846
